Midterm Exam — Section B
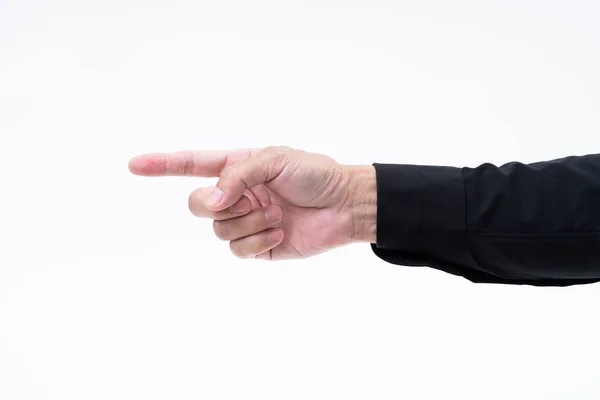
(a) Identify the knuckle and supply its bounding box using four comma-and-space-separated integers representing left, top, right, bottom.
261, 147, 291, 169
220, 165, 239, 182
229, 241, 247, 258
262, 146, 294, 157
262, 145, 279, 154
249, 236, 266, 255
278, 145, 293, 152
188, 193, 194, 213
188, 189, 201, 214
263, 145, 292, 155
212, 220, 230, 240
220, 165, 238, 181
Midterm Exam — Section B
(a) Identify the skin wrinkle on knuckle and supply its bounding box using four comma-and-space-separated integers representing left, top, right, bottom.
172, 151, 189, 175
182, 153, 194, 175
239, 174, 251, 192
263, 146, 289, 169
222, 151, 231, 172
319, 166, 336, 194
164, 158, 175, 175
264, 152, 287, 183
272, 156, 287, 170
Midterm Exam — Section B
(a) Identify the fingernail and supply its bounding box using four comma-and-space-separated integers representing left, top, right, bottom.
265, 206, 282, 223
207, 187, 224, 206
269, 229, 284, 242
231, 199, 249, 213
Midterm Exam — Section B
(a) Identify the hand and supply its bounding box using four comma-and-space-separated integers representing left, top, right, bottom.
129, 146, 376, 260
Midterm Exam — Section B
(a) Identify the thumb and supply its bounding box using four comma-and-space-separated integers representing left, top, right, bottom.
205, 148, 289, 211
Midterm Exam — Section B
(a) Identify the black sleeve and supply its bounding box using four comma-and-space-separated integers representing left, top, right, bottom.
370, 154, 600, 286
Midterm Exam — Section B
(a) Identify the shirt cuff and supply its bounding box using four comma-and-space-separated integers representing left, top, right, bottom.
370, 163, 468, 268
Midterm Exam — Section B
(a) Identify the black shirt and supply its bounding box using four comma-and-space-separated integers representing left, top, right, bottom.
371, 154, 600, 286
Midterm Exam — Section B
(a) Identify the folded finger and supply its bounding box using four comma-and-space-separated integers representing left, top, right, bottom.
189, 187, 252, 220
213, 205, 282, 241
229, 228, 284, 259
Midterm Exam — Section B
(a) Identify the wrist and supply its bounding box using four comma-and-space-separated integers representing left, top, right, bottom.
344, 165, 377, 244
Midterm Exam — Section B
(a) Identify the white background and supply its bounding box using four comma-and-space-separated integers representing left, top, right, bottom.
2, 0, 600, 399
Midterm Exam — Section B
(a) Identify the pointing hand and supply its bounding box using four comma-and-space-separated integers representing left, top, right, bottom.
129, 146, 376, 260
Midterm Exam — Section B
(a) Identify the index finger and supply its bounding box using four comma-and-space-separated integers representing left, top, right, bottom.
128, 149, 257, 177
